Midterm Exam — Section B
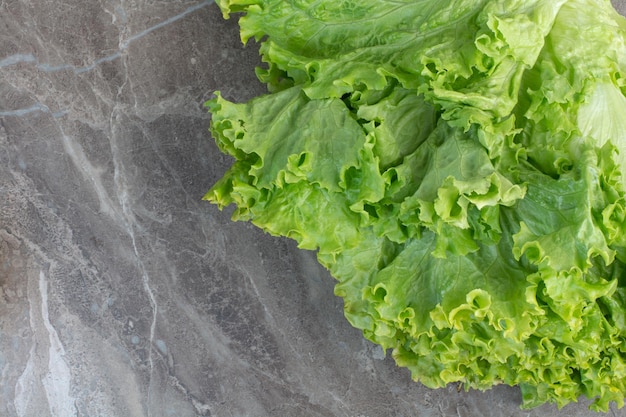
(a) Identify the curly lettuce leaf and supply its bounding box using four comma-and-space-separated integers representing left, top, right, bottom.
206, 0, 626, 411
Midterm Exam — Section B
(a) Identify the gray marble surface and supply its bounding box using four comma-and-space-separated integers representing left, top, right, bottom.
1, 1, 626, 416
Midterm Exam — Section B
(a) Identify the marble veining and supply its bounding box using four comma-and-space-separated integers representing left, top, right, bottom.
1, 1, 626, 416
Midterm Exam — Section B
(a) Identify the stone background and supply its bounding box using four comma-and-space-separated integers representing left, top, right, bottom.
1, 1, 625, 416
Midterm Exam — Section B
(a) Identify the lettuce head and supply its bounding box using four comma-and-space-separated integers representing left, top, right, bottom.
204, 0, 626, 411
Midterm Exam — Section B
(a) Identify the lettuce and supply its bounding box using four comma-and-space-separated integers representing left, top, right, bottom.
205, 0, 626, 411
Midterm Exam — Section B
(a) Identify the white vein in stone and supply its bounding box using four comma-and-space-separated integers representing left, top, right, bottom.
0, 52, 124, 74
109, 110, 159, 416
14, 271, 48, 416
13, 270, 78, 417
74, 52, 123, 74
13, 342, 37, 416
59, 124, 119, 218
0, 0, 214, 117
0, 0, 213, 73
0, 103, 68, 118
120, 0, 214, 49
127, 226, 159, 417
0, 53, 36, 67
39, 270, 78, 417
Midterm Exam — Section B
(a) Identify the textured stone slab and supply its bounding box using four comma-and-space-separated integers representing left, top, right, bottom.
1, 1, 625, 416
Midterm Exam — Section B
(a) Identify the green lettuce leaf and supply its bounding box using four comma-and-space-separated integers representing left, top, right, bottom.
205, 0, 626, 411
